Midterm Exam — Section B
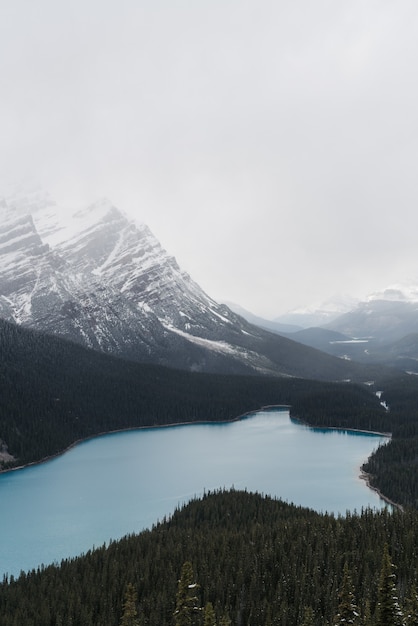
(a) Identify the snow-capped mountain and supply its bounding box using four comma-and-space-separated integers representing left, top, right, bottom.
0, 190, 381, 380
222, 301, 302, 334
0, 194, 248, 369
274, 295, 360, 330
324, 298, 418, 344
284, 284, 418, 373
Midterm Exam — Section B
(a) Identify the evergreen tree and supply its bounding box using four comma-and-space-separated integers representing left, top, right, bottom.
375, 544, 403, 626
405, 585, 418, 626
203, 602, 216, 626
300, 606, 315, 626
120, 583, 141, 626
174, 561, 200, 626
264, 605, 273, 626
333, 563, 360, 625
361, 600, 373, 626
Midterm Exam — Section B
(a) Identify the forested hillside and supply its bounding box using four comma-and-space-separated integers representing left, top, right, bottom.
362, 374, 418, 508
0, 318, 387, 469
1, 489, 417, 625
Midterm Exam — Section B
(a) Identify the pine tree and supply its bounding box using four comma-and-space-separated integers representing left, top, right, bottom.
264, 605, 273, 626
333, 562, 360, 625
174, 561, 201, 626
375, 544, 403, 626
361, 599, 373, 626
405, 585, 418, 626
120, 582, 141, 626
300, 606, 315, 626
203, 601, 216, 626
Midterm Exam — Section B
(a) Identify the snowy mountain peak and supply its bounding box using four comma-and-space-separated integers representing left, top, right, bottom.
0, 191, 263, 373
73, 197, 125, 224
0, 189, 373, 379
274, 295, 360, 329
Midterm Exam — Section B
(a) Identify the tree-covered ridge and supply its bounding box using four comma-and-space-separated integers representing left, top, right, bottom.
0, 318, 387, 469
1, 490, 418, 626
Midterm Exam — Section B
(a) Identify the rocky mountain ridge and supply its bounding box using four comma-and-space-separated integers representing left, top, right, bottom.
0, 192, 383, 381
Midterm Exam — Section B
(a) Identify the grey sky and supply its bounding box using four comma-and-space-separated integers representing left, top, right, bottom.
1, 1, 418, 317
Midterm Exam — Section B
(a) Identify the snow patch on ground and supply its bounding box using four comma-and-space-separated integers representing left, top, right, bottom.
162, 324, 240, 355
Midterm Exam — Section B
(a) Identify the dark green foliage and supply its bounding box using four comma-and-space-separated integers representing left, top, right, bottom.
300, 606, 315, 626
333, 563, 359, 625
405, 586, 418, 626
1, 489, 418, 626
120, 583, 141, 626
362, 600, 373, 626
375, 544, 403, 626
174, 561, 200, 626
203, 602, 216, 626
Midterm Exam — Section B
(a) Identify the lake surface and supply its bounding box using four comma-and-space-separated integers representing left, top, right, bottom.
0, 409, 388, 579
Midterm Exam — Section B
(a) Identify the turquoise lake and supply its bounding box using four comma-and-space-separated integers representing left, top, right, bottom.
0, 409, 389, 579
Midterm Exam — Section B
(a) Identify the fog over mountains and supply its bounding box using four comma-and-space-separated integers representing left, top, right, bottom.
0, 190, 389, 382
251, 285, 418, 375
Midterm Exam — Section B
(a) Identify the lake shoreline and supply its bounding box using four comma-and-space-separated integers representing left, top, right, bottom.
291, 416, 401, 510
359, 469, 403, 512
0, 404, 290, 475
0, 406, 396, 579
291, 415, 392, 438
1, 406, 400, 511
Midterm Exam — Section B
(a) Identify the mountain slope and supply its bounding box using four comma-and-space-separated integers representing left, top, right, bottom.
325, 299, 418, 343
274, 294, 360, 329
0, 192, 391, 381
223, 301, 303, 333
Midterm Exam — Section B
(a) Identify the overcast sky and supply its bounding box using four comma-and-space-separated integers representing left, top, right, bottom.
1, 1, 418, 318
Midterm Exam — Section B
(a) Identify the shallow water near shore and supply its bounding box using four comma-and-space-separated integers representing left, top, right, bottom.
0, 409, 388, 578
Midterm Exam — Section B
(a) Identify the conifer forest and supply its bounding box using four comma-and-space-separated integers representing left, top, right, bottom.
1, 490, 418, 625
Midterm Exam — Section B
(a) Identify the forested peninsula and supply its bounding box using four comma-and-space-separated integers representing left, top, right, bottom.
1, 489, 418, 625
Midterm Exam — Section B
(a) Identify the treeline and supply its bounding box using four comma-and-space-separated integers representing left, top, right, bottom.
362, 374, 418, 508
1, 489, 418, 625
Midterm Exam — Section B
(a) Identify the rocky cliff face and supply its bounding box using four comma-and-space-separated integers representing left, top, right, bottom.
0, 193, 265, 372
0, 190, 375, 380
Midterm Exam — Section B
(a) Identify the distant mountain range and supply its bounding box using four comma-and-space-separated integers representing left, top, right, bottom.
274, 294, 361, 328
244, 287, 418, 375
223, 301, 302, 334
0, 189, 386, 382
